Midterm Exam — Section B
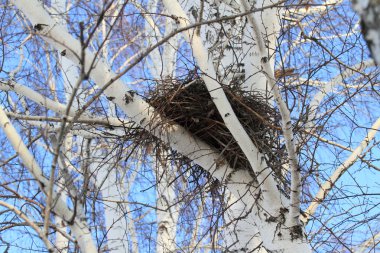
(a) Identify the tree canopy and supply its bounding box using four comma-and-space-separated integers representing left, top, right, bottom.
0, 0, 379, 252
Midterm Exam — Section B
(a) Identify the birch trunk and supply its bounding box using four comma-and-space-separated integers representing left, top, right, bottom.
155, 156, 179, 253
223, 193, 267, 253
87, 143, 131, 252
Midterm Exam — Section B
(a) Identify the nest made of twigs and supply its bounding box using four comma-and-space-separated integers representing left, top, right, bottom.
147, 77, 286, 182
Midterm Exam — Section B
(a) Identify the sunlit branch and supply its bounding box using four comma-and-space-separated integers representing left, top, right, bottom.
0, 200, 55, 252
239, 0, 302, 230
302, 117, 380, 223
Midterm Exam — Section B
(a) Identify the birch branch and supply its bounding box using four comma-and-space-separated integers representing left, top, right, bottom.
0, 80, 67, 115
0, 80, 135, 131
5, 112, 130, 126
0, 200, 56, 252
288, 0, 343, 15
302, 117, 380, 223
239, 0, 302, 229
0, 106, 97, 253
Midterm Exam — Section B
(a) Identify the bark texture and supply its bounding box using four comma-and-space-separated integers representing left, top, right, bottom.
352, 0, 380, 64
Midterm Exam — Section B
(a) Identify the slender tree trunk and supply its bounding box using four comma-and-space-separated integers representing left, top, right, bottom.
155, 157, 179, 253
89, 147, 131, 252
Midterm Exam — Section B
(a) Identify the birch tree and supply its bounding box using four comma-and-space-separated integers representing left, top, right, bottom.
0, 0, 379, 252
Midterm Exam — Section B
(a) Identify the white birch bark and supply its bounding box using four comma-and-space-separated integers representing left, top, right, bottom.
0, 107, 97, 253
155, 157, 179, 253
352, 0, 380, 64
224, 171, 310, 252
223, 193, 267, 253
89, 145, 132, 253
54, 136, 71, 253
1, 0, 377, 252
237, 0, 302, 229
100, 170, 131, 253
145, 6, 181, 248
0, 81, 67, 115
55, 215, 68, 252
55, 140, 69, 253
52, 2, 138, 250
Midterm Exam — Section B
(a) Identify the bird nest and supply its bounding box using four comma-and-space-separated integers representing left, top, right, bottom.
147, 77, 286, 182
